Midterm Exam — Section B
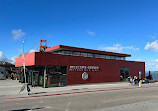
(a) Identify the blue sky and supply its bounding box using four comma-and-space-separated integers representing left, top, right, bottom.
0, 0, 158, 71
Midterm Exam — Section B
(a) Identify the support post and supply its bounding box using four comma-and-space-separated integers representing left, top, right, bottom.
44, 67, 46, 88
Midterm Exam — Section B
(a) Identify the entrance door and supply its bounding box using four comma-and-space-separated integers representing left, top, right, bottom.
32, 71, 39, 86
120, 68, 129, 81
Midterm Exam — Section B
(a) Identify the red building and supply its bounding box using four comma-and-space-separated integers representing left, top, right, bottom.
15, 45, 145, 87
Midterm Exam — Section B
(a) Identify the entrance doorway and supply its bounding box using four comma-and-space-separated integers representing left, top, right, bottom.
32, 71, 39, 86
120, 68, 129, 82
23, 66, 67, 87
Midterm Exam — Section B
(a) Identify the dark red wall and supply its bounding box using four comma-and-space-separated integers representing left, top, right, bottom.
34, 52, 145, 85
15, 52, 145, 85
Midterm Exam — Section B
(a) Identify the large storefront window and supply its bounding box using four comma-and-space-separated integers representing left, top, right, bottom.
46, 66, 67, 87
19, 66, 67, 87
120, 68, 129, 82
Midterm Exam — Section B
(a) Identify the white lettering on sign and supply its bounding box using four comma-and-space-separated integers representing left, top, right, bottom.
69, 66, 99, 71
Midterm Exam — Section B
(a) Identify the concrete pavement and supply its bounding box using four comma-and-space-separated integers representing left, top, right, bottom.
1, 84, 158, 111
0, 79, 158, 99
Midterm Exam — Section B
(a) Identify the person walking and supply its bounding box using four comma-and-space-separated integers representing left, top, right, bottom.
130, 77, 133, 85
134, 76, 138, 85
10, 73, 14, 80
33, 80, 35, 87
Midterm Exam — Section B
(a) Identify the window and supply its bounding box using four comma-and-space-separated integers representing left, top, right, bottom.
58, 51, 64, 55
116, 56, 125, 60
110, 56, 116, 59
52, 50, 126, 60
120, 57, 125, 60
94, 54, 100, 58
63, 51, 72, 55
116, 56, 121, 60
52, 51, 58, 54
106, 55, 111, 59
106, 55, 115, 59
87, 53, 93, 57
72, 52, 80, 56
80, 52, 88, 57
99, 54, 106, 59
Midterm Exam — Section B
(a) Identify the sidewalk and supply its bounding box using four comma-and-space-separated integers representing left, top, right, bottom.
0, 80, 158, 99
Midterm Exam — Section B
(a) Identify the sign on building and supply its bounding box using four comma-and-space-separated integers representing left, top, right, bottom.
69, 66, 99, 71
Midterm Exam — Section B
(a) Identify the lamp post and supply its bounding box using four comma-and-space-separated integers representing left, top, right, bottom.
22, 40, 27, 84
19, 39, 30, 94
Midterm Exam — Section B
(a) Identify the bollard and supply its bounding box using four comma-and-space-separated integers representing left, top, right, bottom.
139, 80, 141, 87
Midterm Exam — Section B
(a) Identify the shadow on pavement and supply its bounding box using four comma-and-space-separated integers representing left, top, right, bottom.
28, 92, 47, 95
72, 88, 89, 90
11, 107, 45, 111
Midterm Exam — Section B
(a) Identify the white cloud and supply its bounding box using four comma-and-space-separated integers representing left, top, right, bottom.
0, 51, 9, 62
87, 31, 95, 36
144, 40, 158, 52
155, 59, 158, 62
145, 59, 158, 71
12, 29, 25, 40
29, 49, 36, 53
0, 51, 16, 64
100, 44, 139, 53
10, 56, 17, 64
133, 59, 143, 62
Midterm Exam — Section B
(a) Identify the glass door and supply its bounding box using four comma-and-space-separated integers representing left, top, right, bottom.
120, 68, 129, 82
32, 71, 39, 86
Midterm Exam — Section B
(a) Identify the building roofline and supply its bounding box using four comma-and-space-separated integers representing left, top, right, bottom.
45, 45, 131, 57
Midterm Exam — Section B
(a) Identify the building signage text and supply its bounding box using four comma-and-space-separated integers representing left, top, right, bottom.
69, 66, 99, 71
